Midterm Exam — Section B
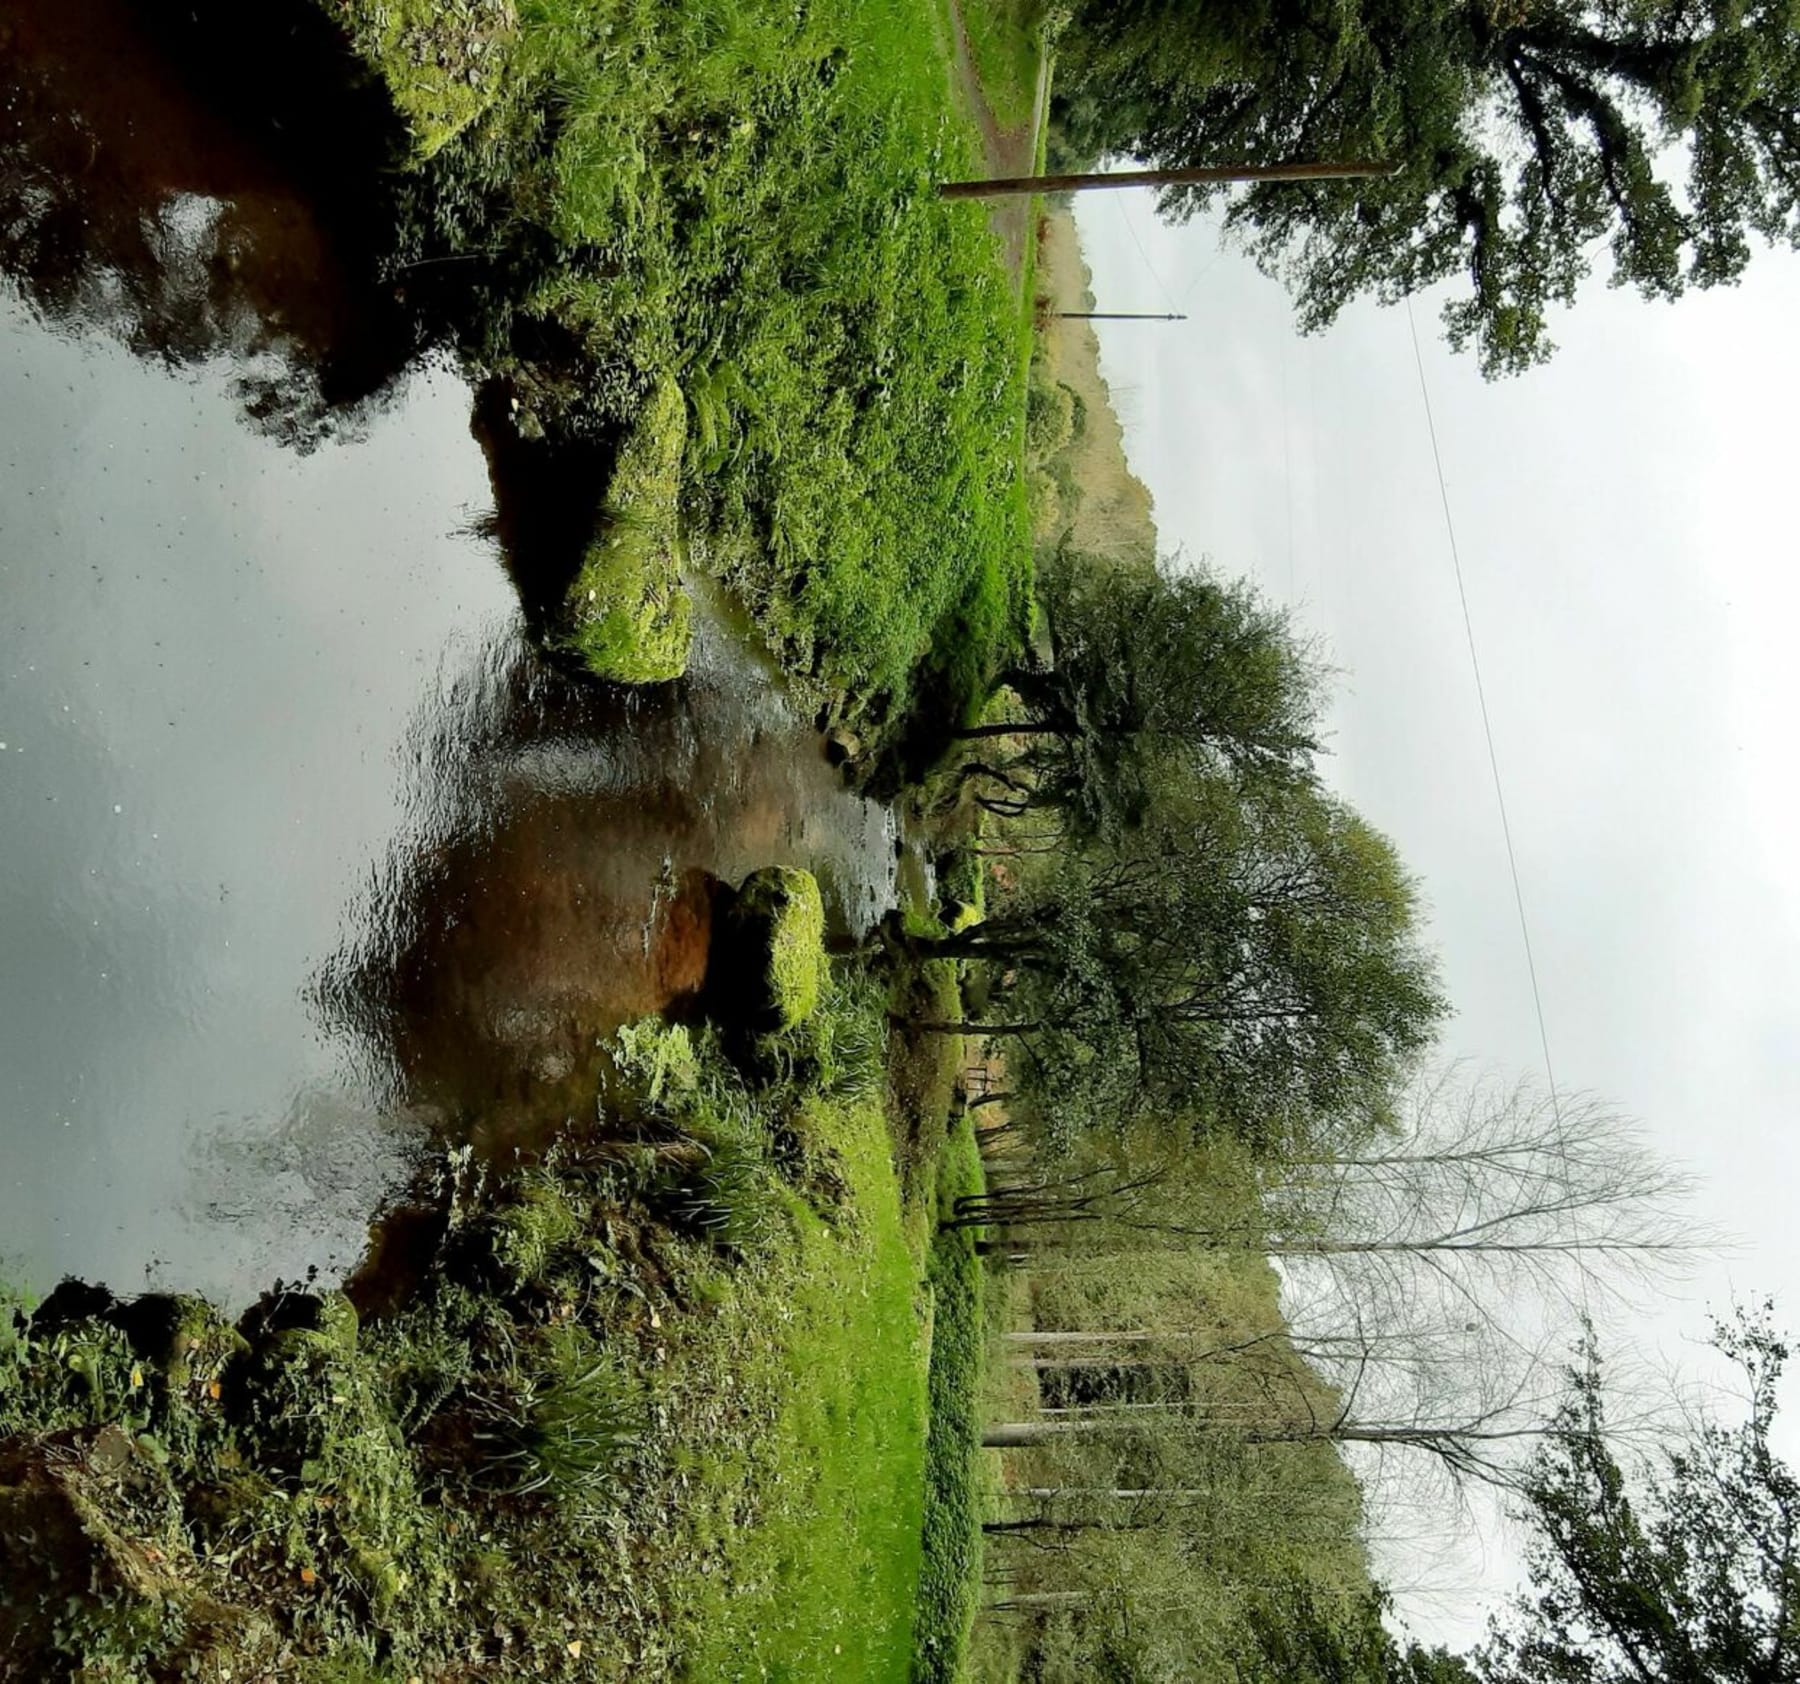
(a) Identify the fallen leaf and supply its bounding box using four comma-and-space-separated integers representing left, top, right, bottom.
567, 1640, 583, 1659
299, 1567, 317, 1585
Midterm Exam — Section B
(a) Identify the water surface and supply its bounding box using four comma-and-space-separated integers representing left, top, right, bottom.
0, 0, 897, 1304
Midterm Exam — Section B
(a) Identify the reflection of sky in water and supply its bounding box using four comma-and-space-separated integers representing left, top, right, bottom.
0, 302, 518, 1301
0, 283, 899, 1306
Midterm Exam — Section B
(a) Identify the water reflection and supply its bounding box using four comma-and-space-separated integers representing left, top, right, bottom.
0, 0, 418, 447
0, 0, 899, 1305
318, 608, 897, 1158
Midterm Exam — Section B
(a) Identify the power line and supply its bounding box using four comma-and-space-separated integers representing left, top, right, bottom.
1402, 300, 1565, 1128
1112, 193, 1184, 317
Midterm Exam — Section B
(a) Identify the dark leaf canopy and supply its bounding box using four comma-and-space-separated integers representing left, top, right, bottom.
1056, 1, 1800, 372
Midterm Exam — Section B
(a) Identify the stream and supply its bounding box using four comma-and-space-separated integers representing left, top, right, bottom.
0, 0, 904, 1306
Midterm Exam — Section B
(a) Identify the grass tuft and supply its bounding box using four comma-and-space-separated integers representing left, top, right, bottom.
473, 1324, 643, 1501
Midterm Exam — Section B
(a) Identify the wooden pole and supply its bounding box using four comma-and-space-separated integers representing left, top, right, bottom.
940, 158, 1395, 201
1054, 311, 1186, 321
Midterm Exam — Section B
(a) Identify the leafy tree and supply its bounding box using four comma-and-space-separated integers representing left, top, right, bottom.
1483, 1305, 1800, 1684
1241, 1585, 1476, 1683
1056, 0, 1800, 374
916, 774, 1445, 1151
960, 556, 1323, 842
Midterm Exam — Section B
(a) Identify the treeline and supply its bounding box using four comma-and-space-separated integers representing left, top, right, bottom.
931, 547, 1453, 1674
932, 549, 1799, 1680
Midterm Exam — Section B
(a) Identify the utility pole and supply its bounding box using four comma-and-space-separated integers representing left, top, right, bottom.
1055, 311, 1186, 322
940, 159, 1395, 201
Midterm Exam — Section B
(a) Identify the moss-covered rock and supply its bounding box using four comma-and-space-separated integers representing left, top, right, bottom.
112, 1293, 247, 1392
945, 898, 983, 933
332, 0, 519, 160
566, 377, 694, 683
720, 867, 828, 1032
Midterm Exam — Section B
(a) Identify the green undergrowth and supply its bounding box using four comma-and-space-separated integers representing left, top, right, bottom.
913, 1114, 988, 1684
0, 973, 934, 1681
338, 0, 1035, 736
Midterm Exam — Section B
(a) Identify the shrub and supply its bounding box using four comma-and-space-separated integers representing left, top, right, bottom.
1025, 376, 1077, 459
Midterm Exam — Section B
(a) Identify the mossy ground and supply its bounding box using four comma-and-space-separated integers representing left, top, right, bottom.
332, 0, 1038, 738
327, 0, 516, 159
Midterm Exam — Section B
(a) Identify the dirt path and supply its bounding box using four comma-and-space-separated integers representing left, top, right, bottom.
940, 0, 1051, 291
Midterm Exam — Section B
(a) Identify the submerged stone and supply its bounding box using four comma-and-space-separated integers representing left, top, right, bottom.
566, 377, 694, 684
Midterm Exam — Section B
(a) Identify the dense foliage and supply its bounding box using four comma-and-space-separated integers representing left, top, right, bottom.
962, 553, 1324, 840
1054, 0, 1800, 373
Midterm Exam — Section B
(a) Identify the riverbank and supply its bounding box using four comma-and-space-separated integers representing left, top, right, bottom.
319, 0, 1041, 759
0, 0, 1052, 1673
0, 925, 989, 1680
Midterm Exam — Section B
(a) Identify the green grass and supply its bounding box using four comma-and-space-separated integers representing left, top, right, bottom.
676, 1084, 928, 1681
343, 0, 1036, 736
913, 1113, 988, 1684
961, 0, 1046, 132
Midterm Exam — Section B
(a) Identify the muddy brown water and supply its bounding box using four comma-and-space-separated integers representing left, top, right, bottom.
0, 0, 902, 1304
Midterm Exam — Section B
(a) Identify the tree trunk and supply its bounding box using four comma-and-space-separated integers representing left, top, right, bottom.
916, 1020, 1041, 1038
940, 159, 1397, 201
1007, 1355, 1167, 1371
988, 1591, 1094, 1611
1003, 1331, 1154, 1346
953, 721, 1061, 740
984, 1420, 1106, 1447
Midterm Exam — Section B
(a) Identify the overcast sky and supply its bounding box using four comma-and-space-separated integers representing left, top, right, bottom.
1077, 192, 1800, 1646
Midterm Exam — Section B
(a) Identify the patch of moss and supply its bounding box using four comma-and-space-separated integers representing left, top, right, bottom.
566, 377, 695, 683
726, 867, 828, 1031
330, 0, 517, 160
